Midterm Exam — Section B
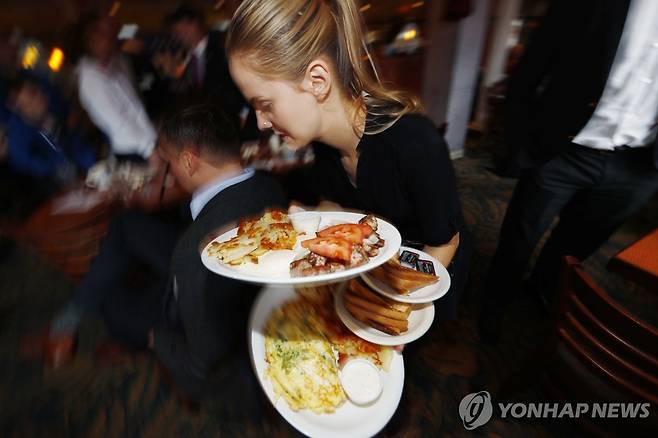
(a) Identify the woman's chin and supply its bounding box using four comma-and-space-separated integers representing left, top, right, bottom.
282, 136, 303, 149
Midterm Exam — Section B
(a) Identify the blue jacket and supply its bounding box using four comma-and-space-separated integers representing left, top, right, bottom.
6, 112, 95, 179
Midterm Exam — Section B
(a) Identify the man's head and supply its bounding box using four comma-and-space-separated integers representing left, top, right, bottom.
10, 76, 48, 124
166, 5, 206, 51
83, 15, 118, 63
158, 104, 242, 193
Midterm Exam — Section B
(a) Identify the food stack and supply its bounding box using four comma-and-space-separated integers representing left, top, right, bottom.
343, 250, 444, 338
367, 257, 439, 295
344, 279, 412, 335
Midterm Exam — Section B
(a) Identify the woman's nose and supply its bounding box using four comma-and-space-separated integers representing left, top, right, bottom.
256, 112, 272, 131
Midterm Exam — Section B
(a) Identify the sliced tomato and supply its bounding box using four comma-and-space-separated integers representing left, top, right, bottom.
317, 223, 366, 244
358, 223, 374, 237
301, 236, 352, 262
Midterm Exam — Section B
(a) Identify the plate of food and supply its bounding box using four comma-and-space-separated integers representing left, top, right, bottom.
360, 246, 450, 304
249, 285, 404, 438
335, 278, 435, 346
201, 210, 402, 285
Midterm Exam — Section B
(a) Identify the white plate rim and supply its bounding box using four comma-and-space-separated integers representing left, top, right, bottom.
360, 246, 451, 304
248, 286, 405, 438
334, 287, 435, 346
201, 211, 402, 285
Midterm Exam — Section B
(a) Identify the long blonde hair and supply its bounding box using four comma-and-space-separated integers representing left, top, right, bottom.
226, 0, 421, 134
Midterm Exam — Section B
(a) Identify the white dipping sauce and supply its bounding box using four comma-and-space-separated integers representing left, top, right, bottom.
339, 359, 382, 405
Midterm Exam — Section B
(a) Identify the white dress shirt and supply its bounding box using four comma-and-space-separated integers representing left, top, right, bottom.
78, 55, 156, 158
574, 0, 658, 149
189, 167, 255, 219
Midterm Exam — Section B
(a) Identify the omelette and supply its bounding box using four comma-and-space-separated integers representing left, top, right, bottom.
264, 299, 346, 413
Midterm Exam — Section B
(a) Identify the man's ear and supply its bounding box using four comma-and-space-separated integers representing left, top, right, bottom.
302, 58, 332, 102
181, 148, 200, 176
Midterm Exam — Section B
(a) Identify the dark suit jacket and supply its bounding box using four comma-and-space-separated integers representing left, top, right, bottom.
147, 31, 256, 137
153, 172, 287, 400
183, 31, 259, 141
198, 31, 246, 123
505, 0, 658, 169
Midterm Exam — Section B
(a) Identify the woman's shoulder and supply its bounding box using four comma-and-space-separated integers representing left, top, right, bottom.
370, 113, 445, 155
390, 113, 440, 139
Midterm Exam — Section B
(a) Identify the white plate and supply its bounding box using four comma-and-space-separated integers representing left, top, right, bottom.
334, 287, 435, 346
249, 286, 405, 438
201, 211, 402, 286
360, 246, 451, 304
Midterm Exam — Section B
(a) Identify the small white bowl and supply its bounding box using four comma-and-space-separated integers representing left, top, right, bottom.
339, 359, 383, 405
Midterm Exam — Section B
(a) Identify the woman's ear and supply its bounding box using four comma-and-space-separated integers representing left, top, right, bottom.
303, 59, 332, 102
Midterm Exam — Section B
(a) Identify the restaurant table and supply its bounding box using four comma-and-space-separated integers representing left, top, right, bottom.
7, 160, 187, 282
9, 188, 118, 282
607, 227, 658, 291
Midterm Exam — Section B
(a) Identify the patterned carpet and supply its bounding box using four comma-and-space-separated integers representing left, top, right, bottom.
1, 140, 656, 437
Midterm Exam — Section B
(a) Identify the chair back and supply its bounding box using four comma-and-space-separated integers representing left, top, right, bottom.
553, 256, 658, 404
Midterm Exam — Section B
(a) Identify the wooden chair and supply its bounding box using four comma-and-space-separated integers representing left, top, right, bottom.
543, 256, 658, 435
9, 192, 116, 283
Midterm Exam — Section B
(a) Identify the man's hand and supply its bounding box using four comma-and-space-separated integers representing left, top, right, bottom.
152, 51, 185, 78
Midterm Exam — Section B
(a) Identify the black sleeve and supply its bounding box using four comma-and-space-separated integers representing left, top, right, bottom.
399, 117, 462, 247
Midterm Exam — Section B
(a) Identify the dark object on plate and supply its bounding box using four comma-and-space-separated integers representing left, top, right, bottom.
399, 250, 419, 269
416, 259, 436, 275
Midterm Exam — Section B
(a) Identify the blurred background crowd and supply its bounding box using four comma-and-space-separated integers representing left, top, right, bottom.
0, 0, 547, 225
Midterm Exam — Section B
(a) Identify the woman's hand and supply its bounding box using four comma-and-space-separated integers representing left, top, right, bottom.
288, 200, 346, 213
316, 200, 345, 211
423, 232, 460, 268
288, 202, 307, 214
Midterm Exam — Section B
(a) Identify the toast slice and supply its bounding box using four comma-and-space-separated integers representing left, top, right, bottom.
368, 257, 438, 295
345, 279, 412, 335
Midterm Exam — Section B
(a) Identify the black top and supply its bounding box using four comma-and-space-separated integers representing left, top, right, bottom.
286, 113, 463, 247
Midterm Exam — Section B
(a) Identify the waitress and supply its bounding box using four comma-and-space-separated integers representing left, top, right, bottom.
226, 0, 471, 321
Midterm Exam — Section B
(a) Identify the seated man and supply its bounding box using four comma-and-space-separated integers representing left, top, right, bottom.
148, 105, 287, 406
6, 75, 95, 187
48, 105, 286, 406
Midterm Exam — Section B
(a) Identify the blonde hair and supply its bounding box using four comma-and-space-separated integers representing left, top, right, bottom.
226, 0, 422, 134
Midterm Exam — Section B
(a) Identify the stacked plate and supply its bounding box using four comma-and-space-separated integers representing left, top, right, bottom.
334, 246, 451, 346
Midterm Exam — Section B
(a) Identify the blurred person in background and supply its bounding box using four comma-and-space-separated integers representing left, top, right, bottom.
478, 0, 658, 343
152, 4, 258, 140
77, 14, 157, 165
4, 75, 95, 193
